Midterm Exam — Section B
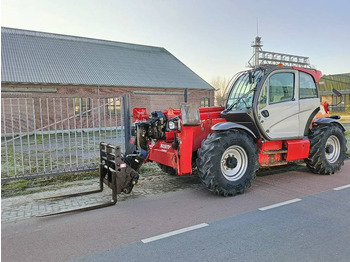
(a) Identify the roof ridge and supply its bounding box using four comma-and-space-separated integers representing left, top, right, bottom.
1, 27, 164, 52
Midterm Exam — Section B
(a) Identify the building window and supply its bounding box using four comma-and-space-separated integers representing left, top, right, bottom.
74, 98, 91, 116
106, 98, 121, 116
200, 97, 210, 107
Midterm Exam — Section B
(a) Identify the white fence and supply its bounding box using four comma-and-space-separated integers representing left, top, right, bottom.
1, 96, 126, 181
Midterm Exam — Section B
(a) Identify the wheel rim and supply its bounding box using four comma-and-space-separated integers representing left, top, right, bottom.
325, 135, 341, 164
221, 145, 248, 181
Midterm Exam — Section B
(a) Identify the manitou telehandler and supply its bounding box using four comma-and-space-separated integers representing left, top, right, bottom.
39, 65, 347, 216
125, 65, 347, 196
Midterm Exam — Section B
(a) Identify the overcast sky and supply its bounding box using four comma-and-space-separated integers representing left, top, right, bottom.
2, 0, 350, 83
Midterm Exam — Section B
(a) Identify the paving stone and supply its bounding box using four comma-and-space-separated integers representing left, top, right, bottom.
2, 169, 202, 223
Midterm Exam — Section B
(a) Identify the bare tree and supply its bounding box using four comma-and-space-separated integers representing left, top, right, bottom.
211, 76, 229, 106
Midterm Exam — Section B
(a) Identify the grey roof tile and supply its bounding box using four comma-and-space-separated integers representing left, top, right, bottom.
1, 27, 213, 90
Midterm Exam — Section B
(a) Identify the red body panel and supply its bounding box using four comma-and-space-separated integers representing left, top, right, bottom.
292, 67, 322, 83
133, 108, 149, 122
284, 139, 310, 161
147, 142, 179, 171
258, 140, 283, 165
258, 139, 310, 166
140, 106, 225, 175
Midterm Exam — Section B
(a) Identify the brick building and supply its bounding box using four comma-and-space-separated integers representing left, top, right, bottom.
1, 27, 215, 133
1, 27, 214, 111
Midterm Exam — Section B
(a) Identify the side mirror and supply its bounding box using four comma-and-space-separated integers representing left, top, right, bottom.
332, 88, 342, 97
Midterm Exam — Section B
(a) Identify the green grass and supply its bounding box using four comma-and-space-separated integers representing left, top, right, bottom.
1, 171, 99, 198
331, 111, 350, 117
1, 132, 113, 179
139, 162, 162, 177
1, 163, 161, 198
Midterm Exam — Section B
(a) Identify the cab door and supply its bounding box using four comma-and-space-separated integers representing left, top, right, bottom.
257, 70, 301, 140
298, 71, 321, 136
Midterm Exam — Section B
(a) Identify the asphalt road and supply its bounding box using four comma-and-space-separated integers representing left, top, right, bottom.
73, 189, 350, 262
2, 161, 350, 262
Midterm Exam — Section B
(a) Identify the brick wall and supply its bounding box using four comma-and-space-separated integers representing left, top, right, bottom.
2, 83, 214, 112
1, 83, 214, 133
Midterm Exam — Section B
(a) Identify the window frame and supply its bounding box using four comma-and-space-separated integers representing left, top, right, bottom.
299, 71, 318, 100
200, 97, 210, 107
74, 98, 91, 116
258, 81, 268, 110
105, 98, 121, 116
268, 72, 295, 105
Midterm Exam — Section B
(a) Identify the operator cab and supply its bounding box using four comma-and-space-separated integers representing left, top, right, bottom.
222, 66, 321, 141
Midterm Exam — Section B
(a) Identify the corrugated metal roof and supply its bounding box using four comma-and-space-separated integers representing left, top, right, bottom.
1, 27, 213, 90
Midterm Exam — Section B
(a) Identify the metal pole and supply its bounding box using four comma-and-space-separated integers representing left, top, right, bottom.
109, 98, 113, 142
122, 94, 132, 155
24, 99, 32, 174
103, 98, 107, 140
46, 98, 53, 171
73, 98, 78, 168
66, 98, 73, 169
120, 97, 125, 153
9, 98, 17, 177
39, 98, 46, 173
97, 86, 101, 140
86, 98, 90, 166
80, 98, 84, 169
60, 98, 66, 170
91, 99, 97, 165
53, 98, 59, 171
2, 99, 10, 179
17, 99, 25, 175
32, 99, 39, 173
114, 98, 118, 145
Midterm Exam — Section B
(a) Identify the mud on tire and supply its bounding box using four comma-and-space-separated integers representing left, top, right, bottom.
305, 124, 347, 175
196, 130, 258, 196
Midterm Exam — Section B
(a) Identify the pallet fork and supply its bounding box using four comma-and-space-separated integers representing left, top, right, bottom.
36, 142, 139, 217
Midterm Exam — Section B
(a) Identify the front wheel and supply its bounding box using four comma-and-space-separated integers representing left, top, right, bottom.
196, 130, 258, 196
305, 124, 347, 174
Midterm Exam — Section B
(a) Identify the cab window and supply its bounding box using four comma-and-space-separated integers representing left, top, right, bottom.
299, 72, 318, 99
259, 82, 268, 110
269, 73, 295, 104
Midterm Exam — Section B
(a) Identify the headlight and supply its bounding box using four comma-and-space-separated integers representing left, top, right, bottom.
168, 119, 178, 130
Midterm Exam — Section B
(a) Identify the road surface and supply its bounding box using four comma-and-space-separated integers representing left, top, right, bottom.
2, 161, 350, 261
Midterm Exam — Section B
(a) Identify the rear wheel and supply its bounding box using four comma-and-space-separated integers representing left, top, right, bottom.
197, 130, 258, 196
305, 124, 347, 174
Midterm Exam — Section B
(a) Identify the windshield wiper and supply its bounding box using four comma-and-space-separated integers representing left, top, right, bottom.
224, 87, 255, 112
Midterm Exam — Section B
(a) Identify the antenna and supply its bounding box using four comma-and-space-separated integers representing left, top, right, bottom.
247, 19, 312, 69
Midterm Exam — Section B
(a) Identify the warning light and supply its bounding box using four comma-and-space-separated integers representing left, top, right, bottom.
278, 63, 283, 67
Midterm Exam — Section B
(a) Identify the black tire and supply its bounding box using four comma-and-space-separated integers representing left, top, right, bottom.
305, 124, 347, 174
157, 163, 177, 176
196, 130, 258, 196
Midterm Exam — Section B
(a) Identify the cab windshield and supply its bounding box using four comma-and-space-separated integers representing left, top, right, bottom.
226, 69, 264, 110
